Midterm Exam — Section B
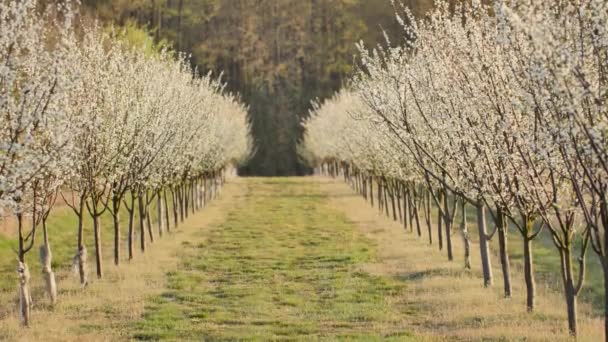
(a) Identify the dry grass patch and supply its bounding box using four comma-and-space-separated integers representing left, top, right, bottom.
322, 177, 603, 341
0, 182, 242, 341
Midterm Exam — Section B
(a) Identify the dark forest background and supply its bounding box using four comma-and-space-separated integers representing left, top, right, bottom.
82, 0, 437, 176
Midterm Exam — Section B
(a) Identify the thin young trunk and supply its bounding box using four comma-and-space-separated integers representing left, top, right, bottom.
369, 177, 374, 207
157, 192, 163, 237
461, 200, 471, 269
216, 174, 221, 198
444, 190, 454, 261
199, 179, 203, 208
523, 233, 535, 312
377, 178, 382, 213
603, 261, 608, 342
413, 199, 422, 238
477, 202, 493, 287
390, 185, 397, 221
184, 184, 189, 219
402, 185, 408, 230
40, 219, 57, 305
112, 194, 120, 266
138, 195, 146, 252
179, 186, 185, 222
496, 207, 511, 297
437, 189, 443, 251
16, 214, 32, 326
203, 178, 208, 207
92, 212, 103, 278
196, 180, 201, 209
171, 187, 178, 228
164, 189, 170, 232
426, 189, 432, 245
190, 181, 195, 214
146, 205, 154, 243
144, 192, 154, 243
561, 247, 578, 337
17, 261, 31, 327
127, 194, 135, 260
409, 191, 415, 232
383, 185, 390, 217
396, 187, 402, 223
193, 180, 198, 212
75, 199, 87, 287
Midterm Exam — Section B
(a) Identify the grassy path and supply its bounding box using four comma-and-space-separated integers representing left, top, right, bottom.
131, 177, 605, 341
133, 178, 412, 340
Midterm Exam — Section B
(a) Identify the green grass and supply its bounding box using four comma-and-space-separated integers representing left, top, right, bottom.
132, 178, 414, 341
401, 194, 604, 316
0, 193, 171, 296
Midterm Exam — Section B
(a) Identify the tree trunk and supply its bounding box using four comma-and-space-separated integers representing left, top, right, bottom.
164, 189, 171, 232
17, 261, 31, 326
193, 180, 198, 212
157, 192, 163, 237
413, 200, 422, 238
408, 187, 415, 232
377, 178, 382, 213
390, 186, 397, 221
198, 180, 203, 209
112, 194, 120, 266
437, 189, 443, 251
523, 234, 535, 312
561, 247, 578, 336
383, 185, 390, 217
127, 196, 135, 260
179, 186, 185, 222
171, 187, 179, 228
193, 181, 198, 212
426, 190, 432, 245
496, 208, 511, 297
461, 200, 471, 269
444, 191, 454, 261
138, 195, 146, 252
216, 174, 221, 198
146, 205, 154, 243
603, 261, 608, 342
145, 192, 154, 243
184, 184, 189, 219
92, 213, 103, 278
402, 185, 408, 230
40, 220, 57, 305
369, 177, 374, 208
203, 177, 208, 207
396, 187, 402, 223
75, 201, 87, 286
477, 202, 493, 287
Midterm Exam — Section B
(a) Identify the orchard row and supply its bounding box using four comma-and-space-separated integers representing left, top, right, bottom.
304, 0, 607, 339
1, 0, 251, 326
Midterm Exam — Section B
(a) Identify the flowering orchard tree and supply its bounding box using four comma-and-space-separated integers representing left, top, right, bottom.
303, 0, 608, 338
0, 0, 77, 326
0, 0, 252, 327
